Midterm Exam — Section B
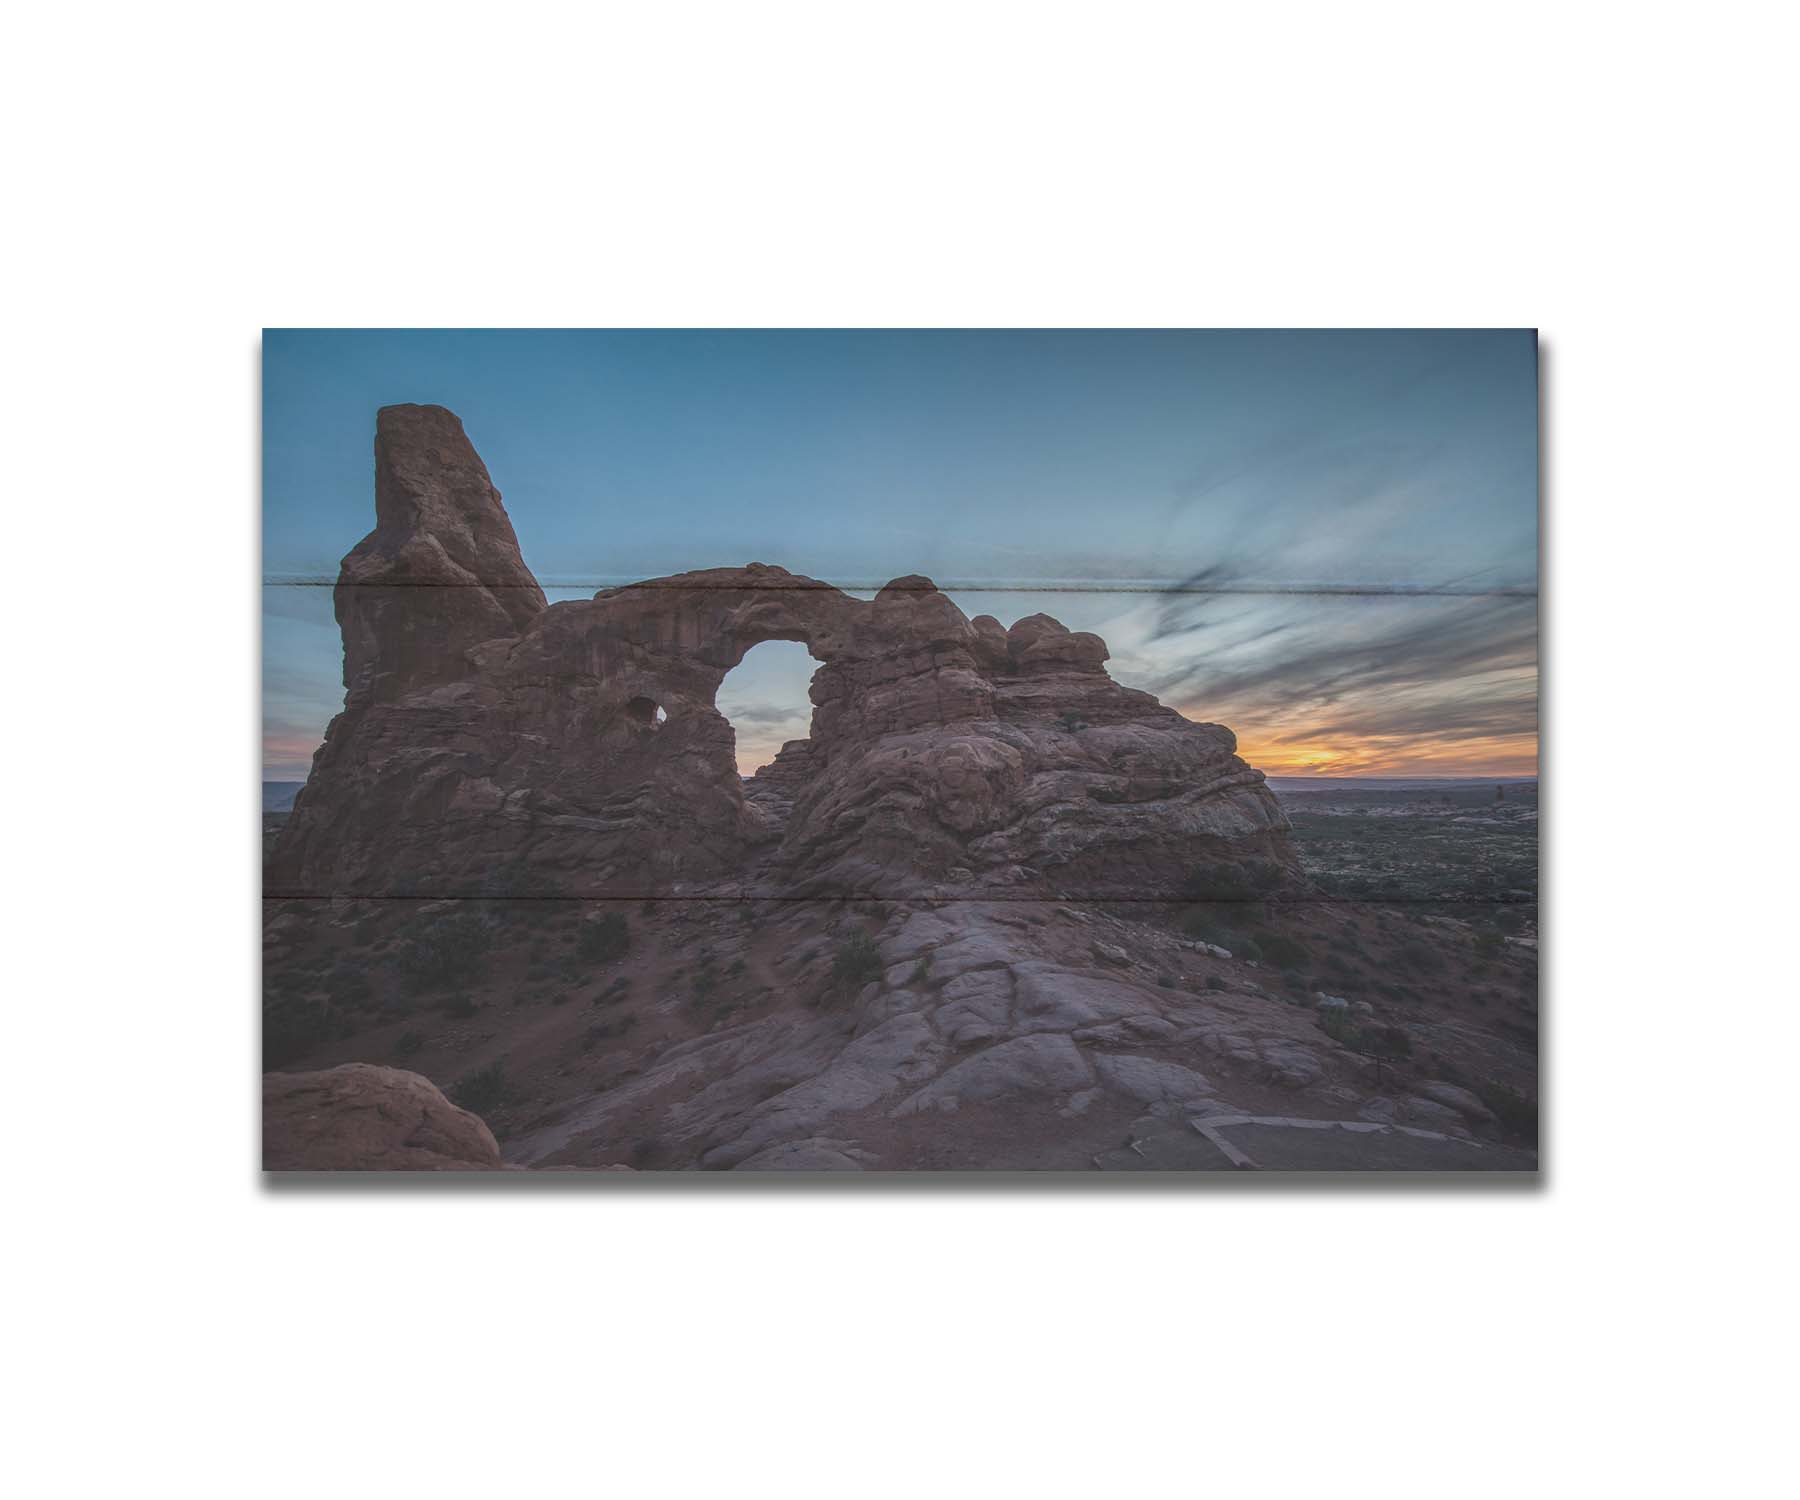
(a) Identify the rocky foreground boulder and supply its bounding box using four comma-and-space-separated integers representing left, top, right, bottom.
269, 404, 1296, 903
263, 1063, 503, 1171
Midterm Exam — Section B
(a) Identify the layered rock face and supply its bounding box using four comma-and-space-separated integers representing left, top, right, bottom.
270, 406, 1295, 901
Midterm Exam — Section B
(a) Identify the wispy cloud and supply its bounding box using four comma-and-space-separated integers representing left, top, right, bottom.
1100, 574, 1538, 776
721, 702, 810, 729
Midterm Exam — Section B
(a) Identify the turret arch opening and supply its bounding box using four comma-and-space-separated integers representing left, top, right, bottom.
716, 639, 821, 778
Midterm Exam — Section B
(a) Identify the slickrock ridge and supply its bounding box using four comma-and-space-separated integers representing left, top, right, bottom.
263, 1063, 503, 1171
271, 405, 1296, 902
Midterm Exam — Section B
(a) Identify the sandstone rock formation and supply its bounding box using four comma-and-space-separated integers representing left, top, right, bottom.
270, 405, 1295, 902
263, 1063, 504, 1171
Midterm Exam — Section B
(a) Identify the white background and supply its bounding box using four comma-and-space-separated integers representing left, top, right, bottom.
5, 3, 1795, 1496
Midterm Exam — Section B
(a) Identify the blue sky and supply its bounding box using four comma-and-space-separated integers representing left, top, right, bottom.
264, 329, 1537, 779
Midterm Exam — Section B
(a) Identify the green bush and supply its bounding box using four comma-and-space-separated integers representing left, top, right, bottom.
1183, 908, 1236, 946
1317, 1009, 1412, 1060
1370, 1024, 1412, 1059
395, 912, 496, 990
325, 963, 373, 1006
1182, 856, 1282, 903
451, 1059, 508, 1115
593, 975, 632, 1006
832, 929, 884, 988
393, 1029, 425, 1058
691, 964, 719, 1005
577, 911, 631, 963
1476, 1080, 1537, 1142
611, 974, 633, 994
263, 991, 339, 1069
1253, 929, 1311, 971
586, 1012, 638, 1043
1396, 940, 1445, 974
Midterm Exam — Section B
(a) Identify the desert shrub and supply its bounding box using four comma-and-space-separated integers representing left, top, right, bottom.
1476, 1081, 1537, 1142
1183, 907, 1237, 946
588, 1012, 638, 1041
592, 975, 632, 1006
1316, 1009, 1412, 1060
475, 868, 550, 901
832, 930, 884, 988
1182, 856, 1282, 903
440, 993, 477, 1018
393, 1029, 425, 1057
395, 912, 496, 990
325, 963, 373, 1006
911, 954, 933, 985
451, 1059, 509, 1115
1157, 973, 1175, 989
1396, 940, 1445, 974
1369, 1024, 1412, 1059
1205, 975, 1227, 992
1473, 928, 1504, 959
1254, 929, 1311, 971
691, 963, 719, 1006
263, 991, 338, 1068
577, 911, 631, 963
577, 1021, 630, 1053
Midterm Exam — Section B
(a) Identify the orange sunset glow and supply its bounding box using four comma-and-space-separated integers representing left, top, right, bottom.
1231, 729, 1538, 779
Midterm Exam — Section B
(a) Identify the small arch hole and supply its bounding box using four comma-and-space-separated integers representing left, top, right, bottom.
626, 696, 667, 729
